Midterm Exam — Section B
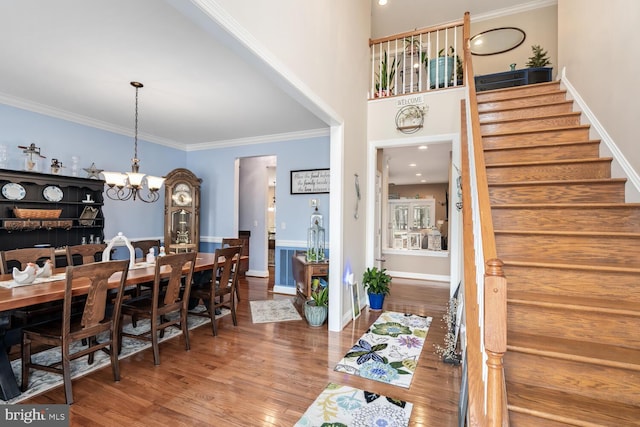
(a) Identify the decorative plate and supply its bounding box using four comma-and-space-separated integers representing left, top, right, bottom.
43, 185, 63, 202
1, 183, 26, 200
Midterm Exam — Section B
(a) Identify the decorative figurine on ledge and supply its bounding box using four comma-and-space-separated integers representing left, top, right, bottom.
50, 158, 64, 175
12, 263, 37, 285
18, 143, 45, 172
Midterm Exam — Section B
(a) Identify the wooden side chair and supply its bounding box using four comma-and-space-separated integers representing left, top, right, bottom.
119, 251, 196, 365
0, 247, 57, 274
131, 239, 161, 260
221, 238, 245, 301
21, 259, 129, 404
66, 243, 108, 266
190, 246, 242, 336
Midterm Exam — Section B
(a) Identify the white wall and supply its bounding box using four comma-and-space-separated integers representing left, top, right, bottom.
558, 0, 640, 200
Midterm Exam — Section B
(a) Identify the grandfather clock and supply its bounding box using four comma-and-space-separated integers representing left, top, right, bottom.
164, 168, 202, 253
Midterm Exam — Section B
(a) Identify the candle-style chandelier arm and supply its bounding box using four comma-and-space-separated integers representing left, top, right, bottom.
102, 81, 165, 203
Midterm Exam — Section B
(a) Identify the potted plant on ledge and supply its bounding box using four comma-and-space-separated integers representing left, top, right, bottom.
525, 44, 552, 84
305, 282, 328, 327
362, 267, 391, 311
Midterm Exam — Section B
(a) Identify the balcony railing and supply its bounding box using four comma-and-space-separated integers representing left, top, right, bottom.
369, 20, 465, 99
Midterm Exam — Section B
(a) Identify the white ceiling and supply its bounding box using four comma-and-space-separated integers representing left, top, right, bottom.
0, 0, 538, 183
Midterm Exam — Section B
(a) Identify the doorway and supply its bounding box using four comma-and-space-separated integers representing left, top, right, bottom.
238, 155, 277, 278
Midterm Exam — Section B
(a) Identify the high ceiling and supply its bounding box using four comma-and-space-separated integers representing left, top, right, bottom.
0, 0, 540, 162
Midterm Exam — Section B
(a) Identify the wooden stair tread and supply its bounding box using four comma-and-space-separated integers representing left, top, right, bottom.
477, 81, 562, 97
491, 202, 640, 209
483, 139, 600, 152
478, 99, 573, 114
479, 111, 581, 125
507, 291, 640, 318
486, 157, 612, 168
507, 382, 640, 426
482, 124, 590, 137
508, 332, 640, 370
489, 177, 627, 187
502, 259, 640, 274
494, 229, 640, 237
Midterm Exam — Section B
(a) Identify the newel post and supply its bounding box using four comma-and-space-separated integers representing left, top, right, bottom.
484, 258, 507, 427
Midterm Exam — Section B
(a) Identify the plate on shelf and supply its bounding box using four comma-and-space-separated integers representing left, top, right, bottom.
2, 183, 26, 200
43, 185, 64, 202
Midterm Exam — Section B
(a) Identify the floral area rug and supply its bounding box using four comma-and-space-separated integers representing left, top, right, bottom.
2, 306, 229, 404
295, 382, 413, 427
250, 298, 302, 323
334, 311, 432, 389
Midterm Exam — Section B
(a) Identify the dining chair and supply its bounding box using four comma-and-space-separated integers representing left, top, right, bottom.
190, 245, 242, 336
119, 251, 196, 365
221, 238, 245, 301
131, 239, 161, 260
66, 243, 108, 266
0, 247, 57, 274
21, 259, 129, 404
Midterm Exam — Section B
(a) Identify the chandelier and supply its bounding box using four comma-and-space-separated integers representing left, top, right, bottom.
102, 81, 165, 203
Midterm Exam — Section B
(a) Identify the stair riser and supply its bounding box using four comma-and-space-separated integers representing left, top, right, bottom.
504, 352, 640, 406
486, 161, 611, 183
484, 142, 600, 164
483, 127, 591, 149
503, 264, 640, 303
476, 82, 562, 102
507, 411, 574, 427
492, 206, 640, 233
489, 182, 626, 204
481, 114, 581, 134
479, 102, 573, 122
478, 92, 568, 112
496, 233, 640, 267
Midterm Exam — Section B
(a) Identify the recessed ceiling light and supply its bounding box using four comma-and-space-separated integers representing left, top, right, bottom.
416, 173, 422, 176
378, 0, 388, 5
418, 145, 427, 150
420, 179, 426, 183
409, 163, 417, 167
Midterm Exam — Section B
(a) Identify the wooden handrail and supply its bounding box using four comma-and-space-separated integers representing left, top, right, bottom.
370, 19, 465, 46
461, 11, 508, 426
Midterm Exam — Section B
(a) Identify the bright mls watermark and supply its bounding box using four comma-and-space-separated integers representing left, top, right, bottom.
1, 405, 69, 426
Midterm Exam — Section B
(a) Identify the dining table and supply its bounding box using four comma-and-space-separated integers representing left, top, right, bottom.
0, 252, 232, 401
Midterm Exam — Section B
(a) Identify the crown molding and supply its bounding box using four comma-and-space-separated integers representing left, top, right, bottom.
185, 128, 330, 151
471, 0, 557, 23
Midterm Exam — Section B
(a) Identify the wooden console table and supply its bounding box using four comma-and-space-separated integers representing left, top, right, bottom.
291, 254, 329, 300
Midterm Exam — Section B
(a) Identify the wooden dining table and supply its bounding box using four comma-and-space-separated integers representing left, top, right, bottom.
0, 252, 227, 401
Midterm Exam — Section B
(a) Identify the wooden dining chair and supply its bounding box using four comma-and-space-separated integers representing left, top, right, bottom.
221, 238, 245, 301
66, 243, 108, 266
119, 251, 196, 365
190, 246, 242, 336
21, 259, 129, 404
0, 247, 57, 274
131, 239, 161, 260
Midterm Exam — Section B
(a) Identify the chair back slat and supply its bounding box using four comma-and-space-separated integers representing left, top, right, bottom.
66, 244, 108, 266
0, 247, 57, 274
155, 252, 196, 308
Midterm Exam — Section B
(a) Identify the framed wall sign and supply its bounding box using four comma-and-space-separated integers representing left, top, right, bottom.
290, 168, 330, 194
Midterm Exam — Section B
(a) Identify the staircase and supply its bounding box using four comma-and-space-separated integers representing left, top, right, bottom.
476, 81, 640, 426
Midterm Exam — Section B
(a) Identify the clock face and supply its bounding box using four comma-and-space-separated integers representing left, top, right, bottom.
172, 183, 192, 206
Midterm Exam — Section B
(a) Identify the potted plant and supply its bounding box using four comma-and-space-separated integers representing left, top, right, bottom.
374, 51, 396, 97
525, 44, 553, 84
404, 37, 421, 56
362, 267, 391, 311
304, 283, 328, 327
425, 47, 456, 89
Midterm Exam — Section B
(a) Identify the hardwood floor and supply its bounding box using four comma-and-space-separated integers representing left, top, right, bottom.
21, 274, 461, 426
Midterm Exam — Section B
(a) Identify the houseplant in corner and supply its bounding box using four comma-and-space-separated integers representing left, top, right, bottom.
362, 267, 391, 311
525, 44, 552, 84
305, 283, 328, 327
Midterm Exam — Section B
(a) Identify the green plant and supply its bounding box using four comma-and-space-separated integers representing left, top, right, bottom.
362, 267, 391, 295
404, 37, 421, 55
375, 51, 396, 93
310, 286, 328, 307
526, 44, 551, 68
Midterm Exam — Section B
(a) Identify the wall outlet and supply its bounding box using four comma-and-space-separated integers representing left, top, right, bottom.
310, 198, 318, 207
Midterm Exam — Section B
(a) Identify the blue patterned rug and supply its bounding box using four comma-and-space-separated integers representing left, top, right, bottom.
334, 311, 432, 389
1, 306, 228, 404
295, 382, 413, 427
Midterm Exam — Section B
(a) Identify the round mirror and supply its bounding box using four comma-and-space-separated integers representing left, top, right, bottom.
470, 27, 526, 56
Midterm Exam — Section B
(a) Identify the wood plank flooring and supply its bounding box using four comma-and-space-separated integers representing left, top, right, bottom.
20, 274, 461, 426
